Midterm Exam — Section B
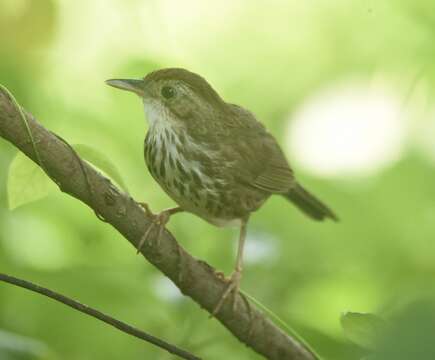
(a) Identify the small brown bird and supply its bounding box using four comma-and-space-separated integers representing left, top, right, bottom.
106, 68, 337, 314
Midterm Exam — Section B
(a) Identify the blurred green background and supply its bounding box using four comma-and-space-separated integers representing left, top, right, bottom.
1, 1, 435, 359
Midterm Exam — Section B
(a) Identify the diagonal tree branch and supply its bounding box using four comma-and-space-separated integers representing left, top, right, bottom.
0, 86, 318, 360
0, 272, 200, 360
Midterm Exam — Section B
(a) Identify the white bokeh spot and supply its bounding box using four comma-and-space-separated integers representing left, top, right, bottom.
241, 231, 278, 265
286, 79, 408, 177
153, 276, 183, 302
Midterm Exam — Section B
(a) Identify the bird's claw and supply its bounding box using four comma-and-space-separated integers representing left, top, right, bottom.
214, 271, 226, 281
138, 202, 154, 217
211, 270, 242, 317
136, 204, 171, 253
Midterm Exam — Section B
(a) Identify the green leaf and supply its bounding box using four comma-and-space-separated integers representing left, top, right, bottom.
7, 144, 127, 210
73, 144, 128, 192
7, 152, 56, 210
341, 312, 385, 349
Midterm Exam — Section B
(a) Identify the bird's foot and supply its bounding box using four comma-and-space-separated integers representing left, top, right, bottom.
138, 202, 154, 217
211, 270, 242, 317
137, 203, 171, 253
214, 270, 226, 281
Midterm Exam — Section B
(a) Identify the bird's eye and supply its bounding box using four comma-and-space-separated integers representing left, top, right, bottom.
161, 86, 176, 99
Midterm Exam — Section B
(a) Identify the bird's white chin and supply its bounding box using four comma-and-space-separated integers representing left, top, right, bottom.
142, 98, 170, 127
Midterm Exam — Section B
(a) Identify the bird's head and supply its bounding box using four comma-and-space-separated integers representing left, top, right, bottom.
106, 68, 227, 126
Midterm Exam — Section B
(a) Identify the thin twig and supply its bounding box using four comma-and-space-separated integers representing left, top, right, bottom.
0, 272, 201, 360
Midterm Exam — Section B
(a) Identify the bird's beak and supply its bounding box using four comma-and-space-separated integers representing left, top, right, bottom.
105, 78, 146, 96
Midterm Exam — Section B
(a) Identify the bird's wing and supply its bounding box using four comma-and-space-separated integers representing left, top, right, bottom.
224, 105, 295, 194
251, 134, 294, 193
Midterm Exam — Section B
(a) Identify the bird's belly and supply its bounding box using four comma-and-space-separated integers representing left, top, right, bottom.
206, 217, 242, 228
151, 167, 267, 227
144, 130, 268, 225
152, 170, 245, 226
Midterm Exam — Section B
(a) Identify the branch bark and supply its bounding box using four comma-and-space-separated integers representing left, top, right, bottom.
0, 86, 318, 360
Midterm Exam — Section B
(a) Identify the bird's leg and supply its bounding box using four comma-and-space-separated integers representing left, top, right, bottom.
212, 216, 249, 316
137, 204, 183, 253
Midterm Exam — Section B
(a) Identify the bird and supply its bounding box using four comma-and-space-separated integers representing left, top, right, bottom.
106, 68, 338, 314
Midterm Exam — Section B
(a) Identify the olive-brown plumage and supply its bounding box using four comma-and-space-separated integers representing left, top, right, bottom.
106, 68, 337, 314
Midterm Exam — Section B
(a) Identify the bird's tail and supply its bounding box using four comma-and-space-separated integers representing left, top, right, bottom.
283, 183, 338, 221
